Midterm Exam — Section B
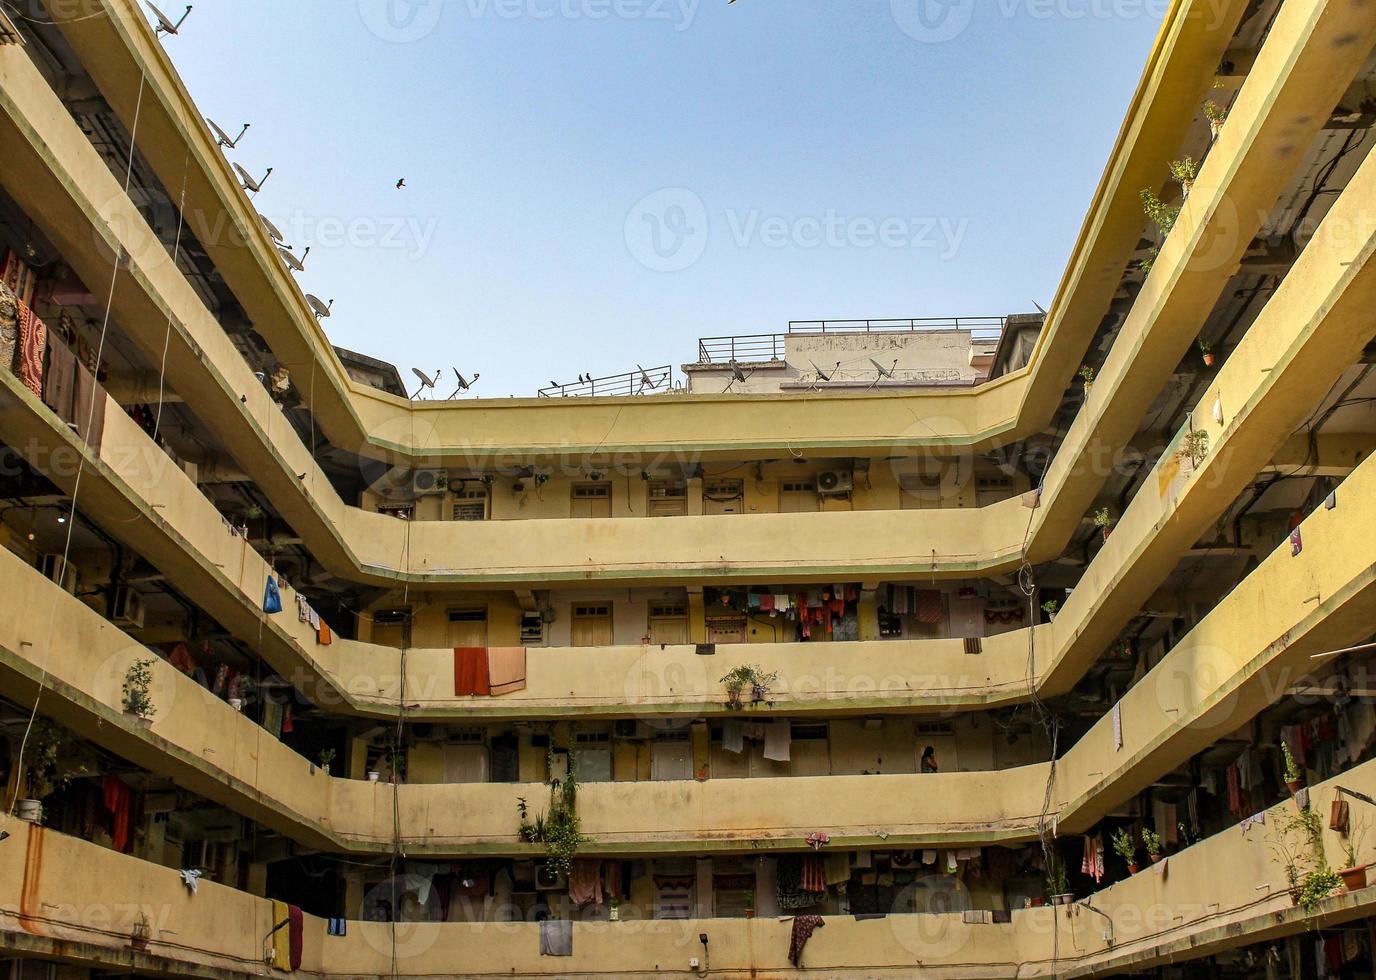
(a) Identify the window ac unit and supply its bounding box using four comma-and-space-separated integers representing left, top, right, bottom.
816, 470, 853, 495
38, 554, 77, 593
112, 586, 146, 628
412, 470, 447, 495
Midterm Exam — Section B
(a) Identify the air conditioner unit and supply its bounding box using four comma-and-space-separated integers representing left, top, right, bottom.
38, 554, 77, 593
112, 586, 146, 629
412, 470, 448, 495
816, 470, 854, 495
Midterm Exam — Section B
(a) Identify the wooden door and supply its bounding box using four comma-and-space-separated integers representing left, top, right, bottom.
447, 608, 488, 648
702, 479, 744, 515
571, 483, 612, 518
647, 604, 689, 645
571, 604, 614, 647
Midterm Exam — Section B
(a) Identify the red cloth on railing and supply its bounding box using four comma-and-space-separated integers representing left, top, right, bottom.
17, 302, 46, 398
454, 647, 490, 696
102, 775, 131, 852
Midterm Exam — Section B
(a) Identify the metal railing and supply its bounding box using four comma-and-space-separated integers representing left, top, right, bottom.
537, 365, 675, 398
697, 317, 1006, 364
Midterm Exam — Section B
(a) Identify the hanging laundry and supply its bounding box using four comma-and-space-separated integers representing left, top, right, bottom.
568, 860, 604, 905
72, 361, 106, 451
805, 832, 830, 851
102, 775, 132, 852
788, 915, 825, 967
42, 332, 77, 423
763, 720, 791, 762
326, 918, 348, 937
776, 856, 823, 909
823, 852, 850, 886
1112, 703, 1123, 751
1080, 836, 1104, 884
722, 718, 745, 754
263, 575, 283, 614
317, 620, 333, 646
539, 919, 572, 956
16, 301, 46, 398
487, 647, 527, 695
453, 647, 491, 696
178, 868, 202, 894
915, 590, 944, 624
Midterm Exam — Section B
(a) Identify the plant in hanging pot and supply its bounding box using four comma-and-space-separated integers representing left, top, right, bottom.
1198, 337, 1215, 367
122, 657, 157, 725
1203, 100, 1227, 140
1111, 827, 1140, 875
1169, 157, 1198, 198
1142, 828, 1164, 864
1092, 507, 1114, 541
1078, 364, 1096, 395
1282, 741, 1303, 796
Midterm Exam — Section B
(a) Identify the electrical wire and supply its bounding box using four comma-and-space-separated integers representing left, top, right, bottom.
5, 70, 149, 826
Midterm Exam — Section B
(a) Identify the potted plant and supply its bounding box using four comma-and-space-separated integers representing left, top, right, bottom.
1169, 157, 1198, 198
1198, 337, 1215, 367
1041, 599, 1059, 623
750, 667, 779, 704
367, 770, 381, 782
744, 891, 756, 919
1142, 828, 1164, 864
1339, 827, 1368, 891
1078, 365, 1096, 394
720, 665, 754, 709
1282, 741, 1303, 796
122, 657, 157, 724
1092, 507, 1114, 541
317, 748, 335, 775
1112, 827, 1140, 874
1046, 859, 1073, 905
1203, 100, 1227, 140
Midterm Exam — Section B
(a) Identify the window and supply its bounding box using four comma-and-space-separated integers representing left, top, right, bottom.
451, 487, 489, 521
648, 479, 687, 517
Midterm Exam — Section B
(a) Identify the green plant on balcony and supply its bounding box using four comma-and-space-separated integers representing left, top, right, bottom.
720, 665, 764, 708
317, 748, 335, 774
1282, 741, 1303, 794
1139, 245, 1160, 275
1176, 428, 1210, 469
1269, 804, 1343, 915
1111, 827, 1140, 873
1045, 857, 1071, 903
1078, 365, 1096, 395
1198, 337, 1215, 366
1041, 599, 1059, 622
1203, 100, 1227, 138
1092, 507, 1114, 541
1169, 157, 1198, 196
1141, 827, 1163, 862
1140, 188, 1180, 237
750, 667, 779, 704
543, 749, 590, 878
122, 657, 157, 720
22, 718, 97, 803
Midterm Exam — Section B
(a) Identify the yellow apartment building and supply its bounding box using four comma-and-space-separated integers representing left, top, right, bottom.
3, 0, 1376, 976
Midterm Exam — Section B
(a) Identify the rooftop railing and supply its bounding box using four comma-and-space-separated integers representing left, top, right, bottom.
537, 365, 675, 398
697, 316, 1005, 364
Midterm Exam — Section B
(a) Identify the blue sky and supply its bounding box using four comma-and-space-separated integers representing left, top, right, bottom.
158, 0, 1164, 396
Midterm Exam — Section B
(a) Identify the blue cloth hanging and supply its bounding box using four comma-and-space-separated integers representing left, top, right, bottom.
263, 574, 282, 614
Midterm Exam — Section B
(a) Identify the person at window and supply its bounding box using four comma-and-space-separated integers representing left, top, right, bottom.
920, 746, 939, 773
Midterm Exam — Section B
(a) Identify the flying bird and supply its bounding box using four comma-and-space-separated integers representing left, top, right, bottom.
396, 178, 406, 189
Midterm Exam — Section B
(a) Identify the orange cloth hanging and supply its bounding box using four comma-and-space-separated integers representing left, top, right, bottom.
454, 647, 490, 696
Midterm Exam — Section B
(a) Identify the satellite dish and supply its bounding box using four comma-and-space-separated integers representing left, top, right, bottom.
445, 369, 480, 398
147, 2, 192, 35
409, 368, 441, 400
278, 245, 309, 273
305, 294, 333, 319
233, 163, 272, 195
869, 358, 897, 378
810, 360, 838, 382
258, 213, 285, 243
207, 118, 249, 149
